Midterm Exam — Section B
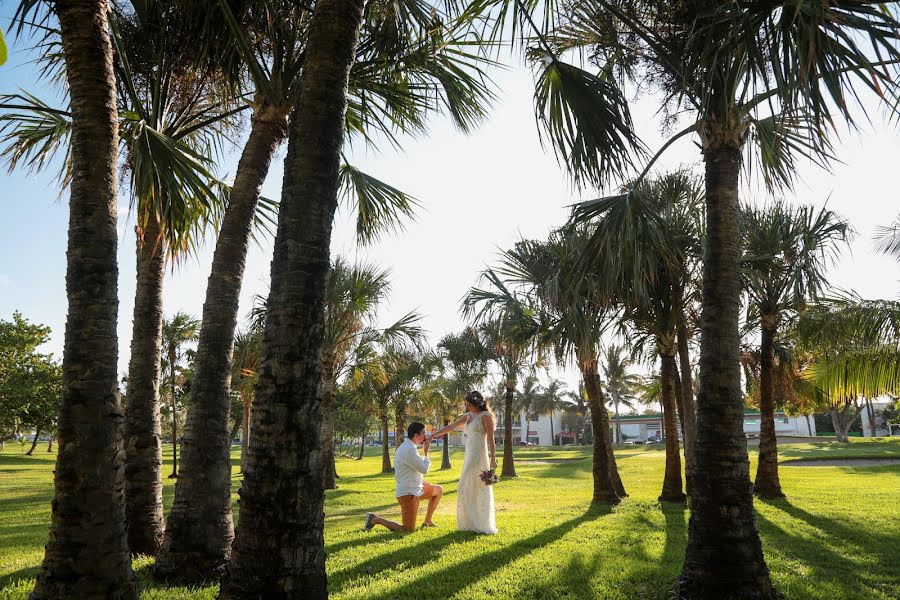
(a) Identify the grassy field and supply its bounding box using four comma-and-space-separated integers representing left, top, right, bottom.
1, 439, 899, 599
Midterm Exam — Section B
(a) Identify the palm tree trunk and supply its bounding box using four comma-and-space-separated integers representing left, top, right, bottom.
124, 217, 166, 556
380, 411, 392, 473
804, 414, 813, 437
549, 410, 555, 446
659, 353, 686, 502
676, 316, 697, 495
581, 360, 623, 503
394, 402, 406, 448
865, 397, 877, 436
169, 349, 179, 479
502, 382, 517, 477
612, 397, 622, 445
755, 319, 784, 498
26, 426, 42, 456
358, 436, 365, 460
220, 1, 366, 591
678, 138, 774, 599
322, 361, 338, 490
441, 417, 451, 469
32, 2, 136, 597
47, 437, 54, 453
240, 393, 250, 472
154, 108, 288, 583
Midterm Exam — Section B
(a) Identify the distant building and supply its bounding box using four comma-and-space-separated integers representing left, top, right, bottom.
610, 410, 816, 443
493, 410, 564, 447
860, 399, 895, 437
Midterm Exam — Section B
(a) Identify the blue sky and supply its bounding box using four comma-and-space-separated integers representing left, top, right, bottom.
3, 8, 900, 396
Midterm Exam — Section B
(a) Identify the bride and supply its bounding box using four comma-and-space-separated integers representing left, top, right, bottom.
431, 390, 498, 534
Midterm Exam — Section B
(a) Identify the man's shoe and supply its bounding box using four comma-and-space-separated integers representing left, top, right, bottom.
421, 521, 436, 528
363, 512, 376, 531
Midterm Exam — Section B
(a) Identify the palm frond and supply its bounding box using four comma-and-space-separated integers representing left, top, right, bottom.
339, 162, 420, 245
0, 92, 72, 185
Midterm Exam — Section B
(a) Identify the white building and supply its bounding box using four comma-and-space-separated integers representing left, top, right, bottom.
610, 410, 816, 443
492, 410, 564, 446
860, 399, 895, 437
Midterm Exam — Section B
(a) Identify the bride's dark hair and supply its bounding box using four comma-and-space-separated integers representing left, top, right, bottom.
465, 390, 494, 416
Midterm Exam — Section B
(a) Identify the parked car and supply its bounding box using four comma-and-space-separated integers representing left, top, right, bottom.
516, 441, 535, 446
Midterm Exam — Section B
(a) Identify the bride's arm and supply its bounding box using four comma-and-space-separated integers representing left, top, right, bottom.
483, 413, 498, 470
432, 414, 466, 438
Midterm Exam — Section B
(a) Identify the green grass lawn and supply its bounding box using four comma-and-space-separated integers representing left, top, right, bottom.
1, 438, 899, 599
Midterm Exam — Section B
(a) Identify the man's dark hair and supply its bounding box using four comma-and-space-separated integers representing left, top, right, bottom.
407, 422, 426, 439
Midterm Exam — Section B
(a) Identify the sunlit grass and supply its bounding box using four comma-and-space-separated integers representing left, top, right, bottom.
1, 438, 898, 599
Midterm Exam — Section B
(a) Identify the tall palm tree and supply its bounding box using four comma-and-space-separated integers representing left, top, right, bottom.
575, 171, 703, 501
2, 1, 242, 556
231, 326, 262, 472
514, 374, 541, 445
467, 231, 627, 502
320, 259, 391, 489
161, 312, 201, 479
473, 315, 537, 476
742, 202, 849, 498
484, 0, 900, 593
217, 0, 369, 588
10, 1, 138, 596
536, 378, 572, 446
601, 344, 639, 445
160, 0, 494, 581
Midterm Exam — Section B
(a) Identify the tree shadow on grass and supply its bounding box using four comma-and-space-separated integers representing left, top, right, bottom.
334, 504, 614, 600
759, 498, 900, 586
0, 565, 40, 591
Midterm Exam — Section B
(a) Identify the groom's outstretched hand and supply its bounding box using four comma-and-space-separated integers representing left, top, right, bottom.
423, 437, 431, 454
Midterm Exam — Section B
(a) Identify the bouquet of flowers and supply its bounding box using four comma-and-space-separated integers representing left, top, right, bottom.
479, 469, 499, 486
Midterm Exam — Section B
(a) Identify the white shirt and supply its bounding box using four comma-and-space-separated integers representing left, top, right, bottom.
394, 438, 430, 497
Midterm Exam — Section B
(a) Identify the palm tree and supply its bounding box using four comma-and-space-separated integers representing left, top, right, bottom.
742, 202, 849, 498
320, 259, 391, 489
473, 316, 537, 477
515, 374, 542, 445
575, 171, 703, 501
536, 378, 572, 446
231, 326, 262, 472
3, 2, 242, 557
161, 0, 494, 581
601, 344, 639, 445
10, 1, 138, 596
161, 312, 201, 479
483, 0, 900, 593
467, 231, 627, 502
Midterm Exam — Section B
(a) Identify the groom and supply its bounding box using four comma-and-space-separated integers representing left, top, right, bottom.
364, 422, 443, 532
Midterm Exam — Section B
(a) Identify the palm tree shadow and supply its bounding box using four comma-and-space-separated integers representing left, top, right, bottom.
339, 505, 613, 600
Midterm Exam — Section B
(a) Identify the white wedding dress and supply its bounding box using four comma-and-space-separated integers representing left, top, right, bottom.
456, 412, 498, 534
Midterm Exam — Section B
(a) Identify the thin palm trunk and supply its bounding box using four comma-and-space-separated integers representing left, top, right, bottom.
322, 361, 338, 489
659, 353, 685, 502
676, 316, 697, 495
678, 140, 774, 599
612, 396, 622, 444
865, 397, 877, 437
754, 319, 784, 498
32, 2, 136, 597
581, 360, 623, 503
47, 437, 54, 452
394, 403, 406, 448
358, 436, 365, 460
804, 414, 813, 437
26, 426, 42, 456
502, 382, 517, 477
380, 411, 392, 472
168, 347, 178, 479
124, 218, 166, 556
240, 393, 250, 471
549, 409, 555, 446
441, 417, 451, 469
154, 109, 287, 582
220, 0, 366, 590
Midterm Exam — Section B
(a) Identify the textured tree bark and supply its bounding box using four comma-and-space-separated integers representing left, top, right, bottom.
380, 411, 392, 473
322, 361, 338, 489
501, 382, 517, 477
219, 0, 365, 591
124, 216, 166, 555
754, 319, 784, 498
47, 437, 54, 452
169, 359, 178, 479
659, 352, 686, 502
581, 360, 622, 503
441, 418, 451, 469
394, 402, 406, 448
865, 397, 877, 437
154, 109, 287, 583
678, 134, 775, 599
26, 426, 42, 456
677, 316, 697, 495
32, 2, 137, 597
240, 393, 250, 472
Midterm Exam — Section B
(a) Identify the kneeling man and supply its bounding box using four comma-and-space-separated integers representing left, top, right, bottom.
364, 422, 443, 532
